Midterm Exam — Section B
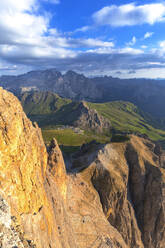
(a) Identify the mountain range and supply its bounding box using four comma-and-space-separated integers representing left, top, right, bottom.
1, 68, 165, 119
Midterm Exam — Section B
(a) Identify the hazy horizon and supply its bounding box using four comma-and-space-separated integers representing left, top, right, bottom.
1, 67, 165, 81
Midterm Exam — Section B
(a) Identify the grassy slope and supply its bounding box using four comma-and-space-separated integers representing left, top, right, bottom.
20, 91, 81, 127
42, 129, 110, 153
20, 91, 165, 149
21, 91, 72, 115
87, 101, 165, 143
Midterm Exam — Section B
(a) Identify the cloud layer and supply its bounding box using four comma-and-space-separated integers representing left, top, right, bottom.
0, 0, 165, 78
93, 3, 165, 27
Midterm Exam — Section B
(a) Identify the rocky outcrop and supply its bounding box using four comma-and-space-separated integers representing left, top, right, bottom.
46, 138, 127, 248
73, 101, 111, 133
70, 141, 144, 248
0, 87, 70, 247
125, 137, 165, 248
70, 136, 165, 248
19, 91, 111, 134
0, 87, 127, 247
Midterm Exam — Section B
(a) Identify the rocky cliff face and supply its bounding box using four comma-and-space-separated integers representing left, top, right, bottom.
70, 136, 165, 248
0, 87, 165, 248
53, 70, 102, 101
0, 87, 73, 248
0, 87, 127, 248
73, 101, 111, 133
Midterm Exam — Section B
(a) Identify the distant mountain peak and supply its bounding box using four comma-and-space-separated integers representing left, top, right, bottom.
1, 68, 165, 118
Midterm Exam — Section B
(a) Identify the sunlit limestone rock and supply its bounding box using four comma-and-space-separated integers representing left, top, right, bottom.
70, 136, 165, 248
0, 87, 127, 248
0, 87, 71, 247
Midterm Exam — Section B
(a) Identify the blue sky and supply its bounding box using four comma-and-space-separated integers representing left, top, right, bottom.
0, 0, 165, 78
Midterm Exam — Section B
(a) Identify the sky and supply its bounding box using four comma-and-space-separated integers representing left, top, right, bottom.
1, 0, 165, 78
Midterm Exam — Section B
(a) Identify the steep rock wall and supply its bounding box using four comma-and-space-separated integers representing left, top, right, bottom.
0, 88, 73, 247
70, 136, 165, 248
0, 87, 127, 248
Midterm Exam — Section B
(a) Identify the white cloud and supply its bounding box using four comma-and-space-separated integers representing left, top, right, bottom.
0, 60, 17, 71
79, 38, 114, 48
74, 26, 90, 33
48, 28, 60, 36
141, 45, 147, 49
0, 42, 76, 60
144, 32, 154, 39
159, 40, 165, 49
0, 0, 115, 63
122, 68, 165, 79
42, 0, 60, 4
86, 47, 113, 54
93, 3, 165, 27
40, 36, 114, 49
126, 36, 136, 46
0, 0, 77, 60
0, 0, 48, 46
118, 47, 143, 55
86, 46, 143, 55
0, 0, 36, 12
0, 1, 116, 63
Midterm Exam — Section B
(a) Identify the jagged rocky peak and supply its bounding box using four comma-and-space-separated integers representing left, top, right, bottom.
21, 68, 62, 87
42, 68, 62, 79
65, 70, 78, 76
47, 138, 67, 198
24, 68, 61, 78
64, 70, 85, 79
76, 100, 92, 114
74, 101, 111, 133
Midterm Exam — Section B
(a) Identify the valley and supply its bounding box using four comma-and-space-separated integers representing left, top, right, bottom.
17, 90, 165, 153
1, 69, 165, 153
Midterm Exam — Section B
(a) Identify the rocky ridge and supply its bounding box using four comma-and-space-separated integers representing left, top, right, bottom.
19, 91, 111, 134
72, 101, 111, 133
70, 136, 165, 248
